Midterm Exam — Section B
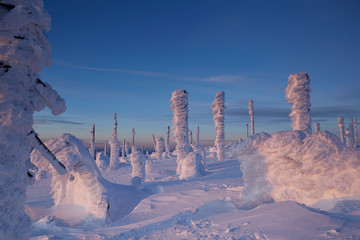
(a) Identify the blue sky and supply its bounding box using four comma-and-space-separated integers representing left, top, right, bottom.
35, 0, 360, 148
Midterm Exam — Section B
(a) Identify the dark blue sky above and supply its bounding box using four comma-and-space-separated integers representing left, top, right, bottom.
36, 0, 360, 146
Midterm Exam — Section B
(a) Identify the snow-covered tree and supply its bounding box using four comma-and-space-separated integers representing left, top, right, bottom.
165, 125, 171, 157
189, 130, 193, 145
104, 142, 108, 156
125, 141, 129, 156
195, 126, 200, 146
338, 116, 345, 143
109, 113, 120, 170
314, 122, 320, 134
344, 128, 354, 147
285, 73, 312, 135
246, 123, 249, 138
89, 124, 95, 160
0, 1, 66, 238
355, 117, 358, 146
155, 137, 165, 161
170, 89, 190, 174
132, 128, 135, 148
130, 148, 145, 185
248, 100, 255, 136
122, 139, 126, 159
211, 91, 226, 161
350, 118, 355, 145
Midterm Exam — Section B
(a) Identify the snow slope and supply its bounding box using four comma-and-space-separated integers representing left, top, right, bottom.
27, 139, 360, 239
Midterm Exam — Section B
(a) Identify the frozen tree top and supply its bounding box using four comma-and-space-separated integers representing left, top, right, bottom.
285, 73, 311, 104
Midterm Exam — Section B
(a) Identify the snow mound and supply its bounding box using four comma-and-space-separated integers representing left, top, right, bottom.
30, 134, 150, 228
238, 130, 360, 208
178, 152, 205, 180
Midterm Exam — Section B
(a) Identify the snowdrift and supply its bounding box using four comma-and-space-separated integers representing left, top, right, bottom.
30, 134, 150, 228
237, 130, 360, 208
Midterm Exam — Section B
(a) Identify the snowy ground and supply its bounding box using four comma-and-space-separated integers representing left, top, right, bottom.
27, 150, 360, 239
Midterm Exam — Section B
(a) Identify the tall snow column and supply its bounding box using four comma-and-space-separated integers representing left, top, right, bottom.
89, 124, 95, 160
170, 89, 190, 174
0, 1, 66, 239
338, 117, 345, 143
155, 137, 165, 161
211, 91, 226, 161
189, 130, 193, 145
109, 113, 120, 169
248, 100, 255, 136
285, 73, 312, 135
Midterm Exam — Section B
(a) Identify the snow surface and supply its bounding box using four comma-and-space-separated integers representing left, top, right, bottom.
26, 135, 360, 239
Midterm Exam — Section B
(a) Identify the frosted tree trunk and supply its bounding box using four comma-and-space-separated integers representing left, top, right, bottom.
189, 130, 193, 145
125, 142, 129, 156
109, 114, 120, 170
104, 142, 108, 156
338, 117, 345, 143
152, 134, 157, 149
246, 123, 249, 138
211, 91, 226, 161
170, 89, 190, 174
248, 100, 255, 136
285, 73, 312, 135
314, 122, 320, 134
165, 125, 171, 156
89, 124, 96, 160
355, 117, 358, 146
195, 126, 200, 146
0, 1, 66, 239
155, 137, 165, 161
122, 139, 126, 158
132, 128, 135, 148
350, 118, 355, 145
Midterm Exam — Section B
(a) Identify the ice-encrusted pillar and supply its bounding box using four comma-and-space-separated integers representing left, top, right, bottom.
170, 89, 190, 173
0, 1, 66, 238
285, 73, 312, 135
211, 91, 226, 161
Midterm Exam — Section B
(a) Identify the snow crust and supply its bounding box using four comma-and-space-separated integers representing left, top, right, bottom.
238, 130, 360, 208
211, 91, 225, 161
285, 73, 312, 135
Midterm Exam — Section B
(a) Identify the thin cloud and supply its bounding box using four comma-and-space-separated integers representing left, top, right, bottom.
34, 116, 84, 126
53, 60, 245, 84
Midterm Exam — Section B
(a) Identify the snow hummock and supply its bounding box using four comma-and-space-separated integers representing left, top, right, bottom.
285, 73, 312, 135
237, 130, 360, 208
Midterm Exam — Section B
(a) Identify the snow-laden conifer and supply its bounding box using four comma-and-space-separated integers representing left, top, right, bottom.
155, 137, 165, 161
189, 130, 193, 145
350, 118, 355, 145
165, 125, 171, 157
314, 122, 320, 134
104, 142, 108, 156
130, 148, 145, 185
109, 114, 120, 170
89, 124, 96, 160
195, 126, 200, 146
246, 123, 249, 138
211, 91, 226, 161
338, 117, 345, 143
355, 117, 358, 146
248, 100, 255, 136
122, 139, 126, 159
0, 1, 66, 238
285, 73, 312, 135
170, 89, 190, 173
